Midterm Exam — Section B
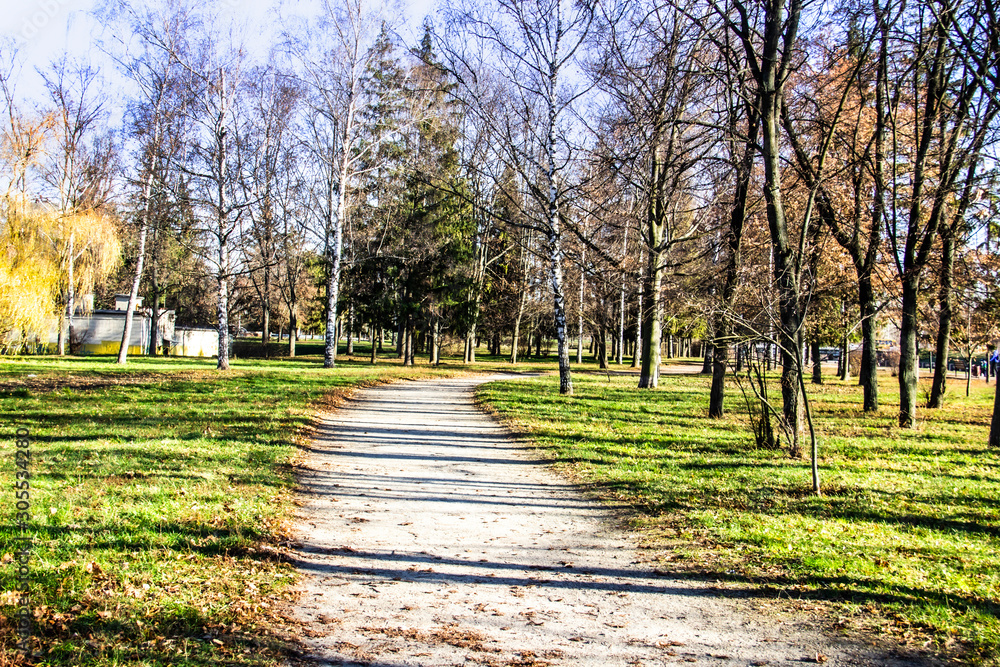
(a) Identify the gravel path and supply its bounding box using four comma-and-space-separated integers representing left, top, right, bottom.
286, 375, 936, 667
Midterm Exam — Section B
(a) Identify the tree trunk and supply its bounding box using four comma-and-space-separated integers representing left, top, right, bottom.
397, 314, 405, 359
989, 359, 1000, 447
898, 277, 920, 427
346, 301, 354, 356
549, 232, 572, 394
465, 323, 477, 363
116, 227, 146, 366
854, 276, 875, 407
262, 260, 271, 345
701, 341, 713, 374
216, 210, 231, 371
323, 253, 340, 368
631, 254, 642, 369
811, 340, 822, 384
431, 316, 440, 365
118, 183, 154, 364
150, 280, 160, 357
638, 246, 664, 388
762, 97, 802, 453
840, 326, 850, 382
403, 316, 413, 367
929, 230, 955, 408
709, 337, 727, 418
65, 233, 76, 355
511, 295, 524, 364
576, 263, 584, 363
370, 317, 378, 365
597, 319, 608, 370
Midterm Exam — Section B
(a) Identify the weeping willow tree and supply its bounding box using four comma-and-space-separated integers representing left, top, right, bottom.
0, 195, 59, 352
0, 193, 121, 354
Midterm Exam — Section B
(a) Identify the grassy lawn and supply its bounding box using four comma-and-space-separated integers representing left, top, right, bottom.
5, 347, 997, 665
0, 346, 546, 666
477, 365, 1000, 664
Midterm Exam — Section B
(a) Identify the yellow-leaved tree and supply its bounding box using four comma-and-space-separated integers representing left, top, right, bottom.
0, 195, 59, 352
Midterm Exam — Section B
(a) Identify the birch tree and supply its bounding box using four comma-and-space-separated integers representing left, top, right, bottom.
109, 1, 186, 364
157, 22, 248, 370
288, 0, 388, 368
445, 0, 597, 394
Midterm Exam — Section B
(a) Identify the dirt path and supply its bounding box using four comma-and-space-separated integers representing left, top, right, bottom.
286, 375, 934, 667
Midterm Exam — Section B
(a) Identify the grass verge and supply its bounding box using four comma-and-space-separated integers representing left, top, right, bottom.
477, 367, 1000, 665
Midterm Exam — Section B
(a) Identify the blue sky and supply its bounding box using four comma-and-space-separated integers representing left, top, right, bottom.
1, 0, 439, 104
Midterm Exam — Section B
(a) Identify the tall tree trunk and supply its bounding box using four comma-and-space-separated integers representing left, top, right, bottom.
811, 340, 822, 384
617, 279, 625, 364
929, 228, 956, 408
65, 232, 76, 355
709, 333, 728, 418
898, 277, 920, 427
118, 221, 148, 363
597, 318, 608, 370
402, 316, 413, 367
638, 246, 664, 388
431, 316, 440, 365
990, 360, 1000, 447
762, 79, 802, 454
839, 299, 851, 381
547, 227, 572, 394
118, 152, 158, 364
465, 321, 477, 363
544, 74, 572, 394
217, 251, 230, 371
149, 247, 161, 356
511, 292, 525, 364
632, 251, 642, 369
262, 259, 271, 345
577, 254, 585, 364
346, 301, 354, 356
858, 276, 877, 407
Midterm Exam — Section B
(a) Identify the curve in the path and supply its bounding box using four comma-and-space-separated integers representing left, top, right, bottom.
286, 375, 938, 667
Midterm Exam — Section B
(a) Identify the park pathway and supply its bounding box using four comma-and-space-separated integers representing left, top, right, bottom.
285, 375, 934, 667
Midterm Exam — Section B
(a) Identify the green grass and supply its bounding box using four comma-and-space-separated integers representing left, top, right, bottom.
0, 348, 551, 666
6, 348, 997, 664
477, 367, 1000, 664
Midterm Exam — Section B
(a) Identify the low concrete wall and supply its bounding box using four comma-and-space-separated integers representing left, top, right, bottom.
172, 328, 218, 358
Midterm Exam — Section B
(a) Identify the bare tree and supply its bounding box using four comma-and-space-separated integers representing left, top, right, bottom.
241, 64, 300, 350
108, 1, 186, 364
156, 21, 249, 371
444, 0, 597, 395
592, 0, 716, 389
39, 56, 119, 356
718, 0, 811, 454
287, 0, 390, 368
884, 0, 1000, 426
